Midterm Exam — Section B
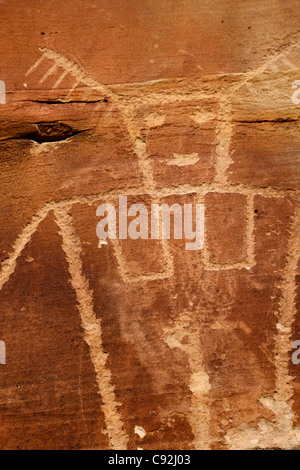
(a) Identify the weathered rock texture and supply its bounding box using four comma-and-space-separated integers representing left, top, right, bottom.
0, 0, 300, 450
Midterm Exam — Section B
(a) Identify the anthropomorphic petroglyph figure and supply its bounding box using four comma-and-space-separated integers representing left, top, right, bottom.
0, 44, 300, 449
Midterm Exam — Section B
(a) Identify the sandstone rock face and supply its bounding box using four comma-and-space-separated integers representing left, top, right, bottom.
0, 0, 300, 450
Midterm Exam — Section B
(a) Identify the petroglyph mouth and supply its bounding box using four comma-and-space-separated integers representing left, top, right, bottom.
168, 153, 200, 166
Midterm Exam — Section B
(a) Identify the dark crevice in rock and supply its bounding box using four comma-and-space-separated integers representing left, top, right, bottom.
0, 122, 92, 144
30, 99, 108, 105
237, 118, 299, 124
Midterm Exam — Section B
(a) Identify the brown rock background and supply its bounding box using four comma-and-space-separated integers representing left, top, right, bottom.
0, 0, 300, 450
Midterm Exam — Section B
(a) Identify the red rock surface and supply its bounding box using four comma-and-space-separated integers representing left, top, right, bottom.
0, 0, 300, 450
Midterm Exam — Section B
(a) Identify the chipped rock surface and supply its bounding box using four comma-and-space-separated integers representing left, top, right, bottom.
0, 0, 300, 450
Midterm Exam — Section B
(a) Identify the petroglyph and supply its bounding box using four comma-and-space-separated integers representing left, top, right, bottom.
164, 313, 211, 450
226, 204, 300, 450
1, 40, 300, 449
55, 207, 129, 450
